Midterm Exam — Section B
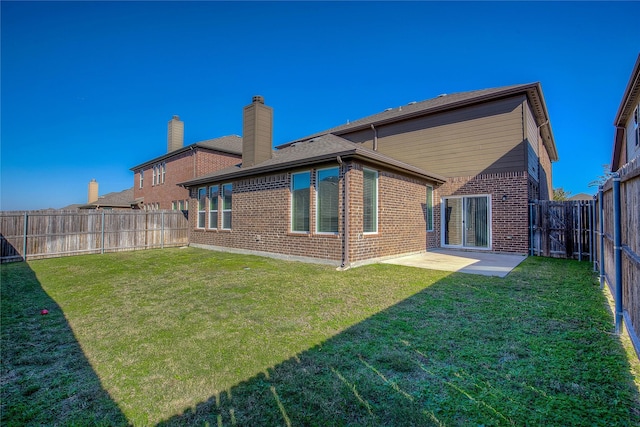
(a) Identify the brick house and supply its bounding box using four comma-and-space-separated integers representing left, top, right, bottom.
280, 82, 558, 254
180, 97, 445, 266
130, 116, 243, 211
180, 85, 557, 267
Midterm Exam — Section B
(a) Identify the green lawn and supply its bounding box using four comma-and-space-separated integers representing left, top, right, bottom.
2, 248, 639, 426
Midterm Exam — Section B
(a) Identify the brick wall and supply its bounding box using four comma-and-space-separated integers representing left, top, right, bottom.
133, 149, 240, 210
188, 160, 441, 265
347, 162, 435, 263
436, 172, 529, 254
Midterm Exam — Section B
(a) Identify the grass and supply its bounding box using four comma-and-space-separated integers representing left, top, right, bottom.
2, 247, 639, 426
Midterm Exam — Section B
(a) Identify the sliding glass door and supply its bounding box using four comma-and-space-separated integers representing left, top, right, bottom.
443, 195, 490, 249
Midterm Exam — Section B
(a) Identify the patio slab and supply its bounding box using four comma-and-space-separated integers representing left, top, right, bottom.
381, 248, 527, 277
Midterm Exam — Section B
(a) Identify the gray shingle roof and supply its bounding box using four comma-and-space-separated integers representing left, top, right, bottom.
130, 135, 243, 171
79, 188, 135, 209
179, 134, 446, 187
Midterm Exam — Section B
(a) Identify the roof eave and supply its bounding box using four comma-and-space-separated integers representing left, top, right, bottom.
179, 149, 445, 188
613, 54, 640, 127
130, 144, 242, 171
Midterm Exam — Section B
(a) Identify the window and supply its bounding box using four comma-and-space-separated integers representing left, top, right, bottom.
291, 171, 311, 232
178, 200, 184, 210
426, 185, 434, 232
363, 169, 378, 233
208, 185, 219, 229
161, 162, 166, 184
221, 183, 232, 229
316, 167, 339, 233
197, 187, 206, 228
634, 107, 639, 147
171, 201, 177, 210
139, 170, 144, 188
152, 167, 156, 186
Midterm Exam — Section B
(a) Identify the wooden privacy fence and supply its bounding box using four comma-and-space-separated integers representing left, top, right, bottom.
529, 200, 595, 260
594, 157, 640, 357
0, 210, 189, 262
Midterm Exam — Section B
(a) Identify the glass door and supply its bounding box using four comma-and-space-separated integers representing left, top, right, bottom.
443, 196, 490, 249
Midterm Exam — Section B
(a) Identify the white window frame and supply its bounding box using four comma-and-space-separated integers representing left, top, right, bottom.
161, 162, 166, 184
363, 168, 378, 234
426, 185, 434, 232
221, 183, 232, 230
315, 167, 340, 234
441, 194, 492, 250
208, 185, 219, 230
291, 171, 311, 233
139, 170, 144, 188
197, 187, 207, 228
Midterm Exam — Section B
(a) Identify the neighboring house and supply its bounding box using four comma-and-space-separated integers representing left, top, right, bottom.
611, 54, 640, 172
78, 187, 135, 210
180, 86, 557, 267
281, 82, 558, 254
129, 115, 243, 211
568, 193, 594, 201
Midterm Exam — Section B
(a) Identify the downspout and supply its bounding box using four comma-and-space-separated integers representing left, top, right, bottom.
598, 186, 605, 289
612, 172, 622, 334
338, 156, 349, 269
370, 124, 378, 151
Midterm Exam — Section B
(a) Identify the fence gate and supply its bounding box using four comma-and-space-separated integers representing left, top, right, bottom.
529, 200, 594, 260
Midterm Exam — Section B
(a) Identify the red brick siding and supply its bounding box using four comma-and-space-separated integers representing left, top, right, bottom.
189, 166, 343, 262
347, 163, 434, 263
133, 149, 240, 210
436, 172, 529, 254
188, 161, 441, 265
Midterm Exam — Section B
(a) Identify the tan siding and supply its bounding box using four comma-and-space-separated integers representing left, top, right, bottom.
340, 96, 527, 177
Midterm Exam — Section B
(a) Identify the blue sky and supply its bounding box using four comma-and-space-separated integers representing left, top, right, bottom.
1, 1, 638, 211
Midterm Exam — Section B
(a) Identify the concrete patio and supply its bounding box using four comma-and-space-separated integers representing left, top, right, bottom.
381, 248, 527, 278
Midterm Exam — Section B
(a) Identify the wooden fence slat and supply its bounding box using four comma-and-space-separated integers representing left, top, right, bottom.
0, 210, 189, 262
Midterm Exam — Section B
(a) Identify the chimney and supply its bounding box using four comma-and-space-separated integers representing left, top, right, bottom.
242, 95, 273, 167
167, 115, 184, 153
88, 179, 98, 203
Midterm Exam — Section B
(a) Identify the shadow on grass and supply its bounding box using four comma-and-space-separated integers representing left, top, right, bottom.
1, 261, 128, 426
159, 259, 640, 426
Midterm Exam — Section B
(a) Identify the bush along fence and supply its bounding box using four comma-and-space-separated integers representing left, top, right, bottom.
0, 210, 189, 262
594, 157, 640, 358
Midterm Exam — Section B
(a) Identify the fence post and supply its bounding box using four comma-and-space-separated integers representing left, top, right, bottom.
100, 211, 105, 254
577, 202, 582, 261
599, 187, 605, 288
613, 173, 623, 334
22, 212, 28, 262
161, 211, 165, 249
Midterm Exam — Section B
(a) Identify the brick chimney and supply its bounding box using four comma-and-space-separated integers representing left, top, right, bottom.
88, 179, 98, 203
242, 96, 273, 167
167, 115, 184, 153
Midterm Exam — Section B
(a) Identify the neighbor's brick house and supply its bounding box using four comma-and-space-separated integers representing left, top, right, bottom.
130, 116, 243, 211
